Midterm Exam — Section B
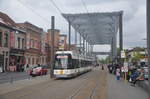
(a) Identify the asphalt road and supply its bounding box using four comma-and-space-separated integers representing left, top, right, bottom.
0, 67, 107, 99
0, 72, 31, 84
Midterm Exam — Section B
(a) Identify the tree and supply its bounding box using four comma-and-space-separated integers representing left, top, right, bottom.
131, 51, 141, 65
99, 56, 111, 64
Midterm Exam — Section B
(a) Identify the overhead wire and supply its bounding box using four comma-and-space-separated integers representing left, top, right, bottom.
48, 0, 62, 14
80, 0, 89, 14
17, 0, 50, 25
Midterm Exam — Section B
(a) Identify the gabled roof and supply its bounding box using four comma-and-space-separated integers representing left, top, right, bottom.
0, 12, 16, 27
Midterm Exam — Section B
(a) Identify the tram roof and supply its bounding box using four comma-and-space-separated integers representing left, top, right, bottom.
56, 51, 94, 61
62, 11, 123, 45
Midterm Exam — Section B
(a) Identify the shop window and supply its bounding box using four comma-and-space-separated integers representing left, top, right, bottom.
0, 31, 2, 47
4, 32, 8, 47
28, 58, 30, 65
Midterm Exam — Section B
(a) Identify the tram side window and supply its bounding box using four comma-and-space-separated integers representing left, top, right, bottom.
72, 59, 79, 68
81, 60, 83, 67
68, 55, 73, 69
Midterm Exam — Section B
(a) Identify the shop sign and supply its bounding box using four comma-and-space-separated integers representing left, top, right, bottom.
121, 51, 126, 58
123, 62, 128, 72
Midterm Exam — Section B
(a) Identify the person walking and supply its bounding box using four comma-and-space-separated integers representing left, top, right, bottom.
101, 64, 104, 70
116, 68, 121, 80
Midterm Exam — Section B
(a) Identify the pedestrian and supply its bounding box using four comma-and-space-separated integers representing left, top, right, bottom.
21, 64, 24, 72
26, 64, 29, 72
130, 69, 140, 86
131, 68, 144, 86
101, 65, 104, 70
116, 68, 120, 80
26, 64, 29, 68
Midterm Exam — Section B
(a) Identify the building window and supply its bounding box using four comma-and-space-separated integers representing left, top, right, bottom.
30, 39, 33, 48
18, 37, 20, 49
33, 40, 35, 48
32, 58, 34, 65
36, 58, 39, 64
22, 39, 24, 49
0, 31, 2, 47
42, 57, 44, 64
4, 32, 8, 47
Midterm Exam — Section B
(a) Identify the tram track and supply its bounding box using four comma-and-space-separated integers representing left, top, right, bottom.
88, 77, 100, 99
1, 69, 94, 99
68, 68, 101, 99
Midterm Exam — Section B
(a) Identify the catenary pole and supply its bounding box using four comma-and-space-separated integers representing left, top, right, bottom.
146, 0, 150, 94
119, 12, 123, 65
50, 16, 55, 78
68, 21, 71, 50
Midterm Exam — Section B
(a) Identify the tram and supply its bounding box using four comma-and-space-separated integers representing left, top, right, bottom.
54, 51, 94, 78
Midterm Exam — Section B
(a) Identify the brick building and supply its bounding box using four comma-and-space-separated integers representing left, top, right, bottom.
46, 29, 60, 66
18, 22, 46, 68
9, 27, 26, 72
0, 12, 16, 72
47, 29, 60, 50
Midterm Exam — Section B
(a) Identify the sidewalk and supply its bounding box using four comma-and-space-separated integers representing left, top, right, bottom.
107, 73, 149, 99
0, 72, 30, 84
0, 75, 51, 95
138, 80, 149, 92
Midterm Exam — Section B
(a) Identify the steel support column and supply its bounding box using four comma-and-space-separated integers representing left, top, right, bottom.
146, 0, 150, 92
119, 13, 123, 63
75, 30, 77, 46
87, 43, 89, 54
86, 41, 88, 55
83, 38, 85, 54
80, 34, 81, 53
68, 21, 71, 50
50, 16, 55, 78
111, 37, 114, 63
113, 35, 117, 63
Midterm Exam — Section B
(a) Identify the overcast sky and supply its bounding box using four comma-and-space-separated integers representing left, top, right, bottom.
0, 0, 146, 58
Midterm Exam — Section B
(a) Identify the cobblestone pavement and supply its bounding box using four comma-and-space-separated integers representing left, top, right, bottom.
0, 67, 107, 99
0, 72, 30, 84
0, 67, 148, 99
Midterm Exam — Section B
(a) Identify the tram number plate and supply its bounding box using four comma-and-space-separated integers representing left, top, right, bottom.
59, 70, 64, 74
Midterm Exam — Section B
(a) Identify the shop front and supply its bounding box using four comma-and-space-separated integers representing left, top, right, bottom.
0, 47, 9, 72
9, 49, 25, 72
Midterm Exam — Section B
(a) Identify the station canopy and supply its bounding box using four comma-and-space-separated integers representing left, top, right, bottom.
62, 11, 123, 45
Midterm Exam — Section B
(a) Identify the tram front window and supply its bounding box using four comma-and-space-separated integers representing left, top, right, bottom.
55, 55, 68, 69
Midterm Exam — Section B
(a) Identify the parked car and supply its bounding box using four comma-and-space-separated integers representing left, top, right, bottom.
28, 65, 48, 77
